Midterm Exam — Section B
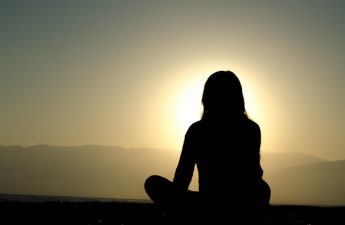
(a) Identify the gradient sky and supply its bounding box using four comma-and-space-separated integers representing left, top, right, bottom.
1, 0, 344, 160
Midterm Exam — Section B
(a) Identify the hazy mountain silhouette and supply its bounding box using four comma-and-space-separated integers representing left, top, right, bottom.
260, 151, 327, 176
0, 145, 344, 205
266, 160, 345, 206
0, 145, 178, 200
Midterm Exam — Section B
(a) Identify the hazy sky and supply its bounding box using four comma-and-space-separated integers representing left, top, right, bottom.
1, 0, 344, 160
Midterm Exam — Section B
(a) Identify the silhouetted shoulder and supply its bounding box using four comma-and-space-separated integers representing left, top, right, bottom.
185, 118, 260, 135
181, 121, 208, 145
187, 120, 204, 130
242, 118, 261, 139
246, 118, 261, 133
184, 120, 204, 135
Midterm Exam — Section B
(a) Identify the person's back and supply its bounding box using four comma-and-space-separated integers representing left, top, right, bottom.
190, 117, 262, 197
174, 117, 267, 213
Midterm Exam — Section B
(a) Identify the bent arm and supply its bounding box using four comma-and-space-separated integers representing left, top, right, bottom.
173, 127, 196, 190
252, 121, 263, 178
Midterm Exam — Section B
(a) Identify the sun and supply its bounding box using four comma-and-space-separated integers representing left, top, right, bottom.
242, 82, 261, 122
171, 78, 261, 132
173, 80, 204, 135
171, 77, 262, 134
159, 71, 266, 152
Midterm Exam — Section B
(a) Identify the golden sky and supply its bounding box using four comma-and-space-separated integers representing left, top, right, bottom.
1, 1, 345, 160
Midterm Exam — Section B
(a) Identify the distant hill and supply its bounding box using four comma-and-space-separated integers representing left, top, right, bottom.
260, 151, 327, 175
266, 160, 345, 206
0, 145, 344, 205
0, 145, 178, 200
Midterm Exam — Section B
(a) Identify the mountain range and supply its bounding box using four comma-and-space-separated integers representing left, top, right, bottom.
0, 145, 344, 206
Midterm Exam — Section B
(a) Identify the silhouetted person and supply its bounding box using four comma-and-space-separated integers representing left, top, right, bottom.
145, 70, 271, 224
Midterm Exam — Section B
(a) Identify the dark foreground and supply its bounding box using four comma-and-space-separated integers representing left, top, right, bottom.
1, 201, 344, 225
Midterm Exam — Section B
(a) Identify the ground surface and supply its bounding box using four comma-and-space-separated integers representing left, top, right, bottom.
1, 201, 344, 225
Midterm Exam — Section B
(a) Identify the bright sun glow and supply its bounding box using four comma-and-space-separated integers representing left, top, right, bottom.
173, 80, 204, 135
171, 79, 261, 137
243, 88, 259, 121
162, 68, 267, 152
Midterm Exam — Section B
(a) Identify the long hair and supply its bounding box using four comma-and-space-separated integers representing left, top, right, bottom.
201, 70, 247, 119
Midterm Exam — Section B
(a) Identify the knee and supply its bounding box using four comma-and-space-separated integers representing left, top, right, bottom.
144, 175, 159, 194
145, 175, 168, 195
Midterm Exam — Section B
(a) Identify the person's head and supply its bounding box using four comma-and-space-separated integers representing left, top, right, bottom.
201, 70, 247, 119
